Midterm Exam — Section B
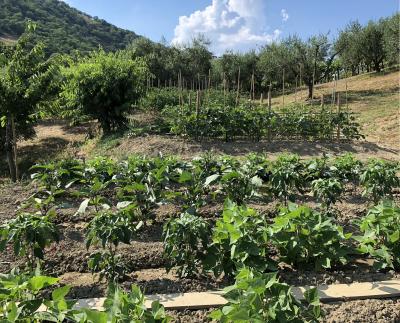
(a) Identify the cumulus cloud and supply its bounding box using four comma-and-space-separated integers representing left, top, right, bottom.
281, 9, 289, 22
172, 0, 281, 55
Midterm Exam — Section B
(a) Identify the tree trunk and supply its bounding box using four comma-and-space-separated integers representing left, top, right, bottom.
374, 61, 381, 72
5, 115, 17, 182
307, 83, 313, 99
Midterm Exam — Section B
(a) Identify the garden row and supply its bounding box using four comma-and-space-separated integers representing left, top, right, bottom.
140, 88, 363, 141
0, 153, 398, 321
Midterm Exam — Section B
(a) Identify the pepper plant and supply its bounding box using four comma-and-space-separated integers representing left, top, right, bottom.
354, 200, 400, 269
269, 154, 304, 204
86, 204, 142, 283
0, 212, 59, 271
311, 178, 343, 211
163, 211, 212, 278
209, 268, 322, 322
270, 204, 352, 269
360, 159, 400, 203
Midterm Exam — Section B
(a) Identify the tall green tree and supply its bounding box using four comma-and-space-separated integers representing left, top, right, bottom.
382, 14, 400, 67
360, 20, 385, 72
335, 21, 364, 75
61, 50, 148, 133
0, 22, 58, 181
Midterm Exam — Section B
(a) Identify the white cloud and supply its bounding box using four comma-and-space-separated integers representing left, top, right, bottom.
172, 0, 281, 55
281, 9, 289, 22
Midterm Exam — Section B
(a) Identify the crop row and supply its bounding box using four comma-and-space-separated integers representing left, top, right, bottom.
0, 153, 398, 321
139, 89, 363, 141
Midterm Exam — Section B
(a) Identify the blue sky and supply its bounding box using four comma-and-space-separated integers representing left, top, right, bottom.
64, 0, 398, 54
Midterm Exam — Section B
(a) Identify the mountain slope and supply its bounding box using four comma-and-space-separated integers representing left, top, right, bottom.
0, 0, 140, 54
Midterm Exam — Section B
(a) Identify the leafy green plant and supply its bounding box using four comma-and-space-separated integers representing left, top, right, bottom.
269, 154, 304, 204
354, 200, 400, 269
360, 159, 400, 202
163, 211, 212, 278
61, 50, 148, 133
103, 284, 171, 323
220, 165, 263, 204
0, 213, 59, 270
270, 204, 351, 269
209, 268, 322, 322
311, 178, 343, 211
211, 200, 275, 278
86, 205, 142, 282
0, 269, 170, 322
332, 153, 362, 181
0, 269, 77, 322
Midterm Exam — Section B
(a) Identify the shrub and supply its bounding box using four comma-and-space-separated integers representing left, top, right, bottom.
139, 88, 180, 111
270, 204, 351, 269
209, 268, 322, 322
354, 200, 400, 269
61, 50, 148, 133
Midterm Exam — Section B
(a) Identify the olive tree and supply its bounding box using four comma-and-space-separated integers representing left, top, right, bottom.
61, 50, 148, 133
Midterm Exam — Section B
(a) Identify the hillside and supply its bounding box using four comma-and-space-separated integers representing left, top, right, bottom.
270, 69, 400, 148
0, 0, 140, 54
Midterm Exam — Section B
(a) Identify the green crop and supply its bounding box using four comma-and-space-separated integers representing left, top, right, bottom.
270, 204, 352, 269
354, 200, 400, 269
211, 200, 275, 278
311, 178, 344, 211
86, 205, 143, 282
360, 159, 400, 203
209, 268, 322, 322
269, 154, 304, 204
163, 211, 212, 278
0, 212, 59, 271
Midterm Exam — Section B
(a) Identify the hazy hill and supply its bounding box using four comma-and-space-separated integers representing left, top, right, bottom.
0, 0, 140, 54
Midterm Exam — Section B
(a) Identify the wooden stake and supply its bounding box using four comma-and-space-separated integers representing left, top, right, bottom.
236, 67, 240, 106
11, 114, 18, 180
282, 68, 285, 107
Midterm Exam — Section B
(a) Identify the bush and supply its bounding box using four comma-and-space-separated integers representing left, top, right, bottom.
61, 50, 148, 133
140, 88, 180, 111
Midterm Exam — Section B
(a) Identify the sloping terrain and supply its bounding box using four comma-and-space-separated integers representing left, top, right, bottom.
0, 0, 140, 54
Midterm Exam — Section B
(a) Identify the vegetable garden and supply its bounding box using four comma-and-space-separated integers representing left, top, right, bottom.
0, 152, 399, 322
